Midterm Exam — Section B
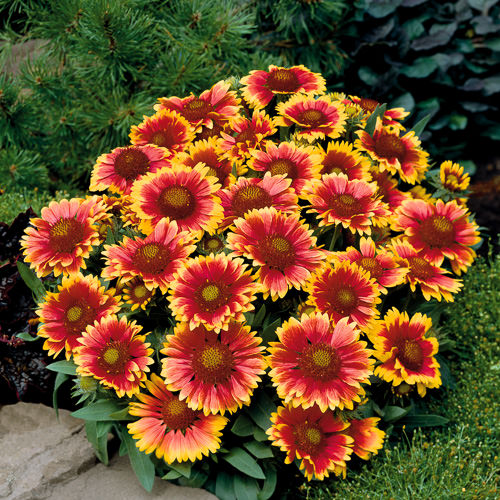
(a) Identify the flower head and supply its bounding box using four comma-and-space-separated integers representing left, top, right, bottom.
240, 65, 326, 109
317, 141, 371, 180
119, 277, 155, 311
276, 94, 347, 142
21, 197, 109, 277
102, 218, 196, 294
269, 314, 373, 411
267, 404, 353, 481
227, 207, 325, 299
89, 145, 170, 195
367, 308, 441, 397
440, 160, 470, 192
161, 321, 266, 415
128, 373, 228, 463
130, 163, 223, 236
36, 273, 120, 358
345, 417, 385, 460
167, 253, 258, 333
75, 315, 154, 398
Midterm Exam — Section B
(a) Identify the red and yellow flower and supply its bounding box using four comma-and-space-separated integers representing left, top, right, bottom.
345, 417, 385, 460
227, 207, 325, 299
267, 404, 353, 481
89, 145, 170, 195
75, 315, 154, 398
247, 141, 322, 193
367, 308, 441, 397
176, 137, 233, 189
130, 163, 223, 236
355, 121, 429, 184
218, 172, 298, 230
240, 65, 326, 109
218, 110, 276, 166
304, 173, 391, 234
128, 373, 228, 463
275, 94, 347, 142
119, 277, 155, 311
36, 273, 120, 359
335, 237, 408, 293
369, 169, 410, 213
167, 253, 258, 333
317, 141, 371, 180
102, 218, 196, 294
155, 80, 240, 128
268, 314, 373, 411
349, 96, 409, 131
161, 321, 266, 415
440, 160, 470, 192
305, 260, 381, 332
21, 196, 109, 277
394, 199, 480, 274
130, 108, 195, 152
389, 238, 463, 302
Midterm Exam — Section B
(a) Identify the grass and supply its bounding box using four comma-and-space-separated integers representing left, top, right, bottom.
305, 253, 499, 500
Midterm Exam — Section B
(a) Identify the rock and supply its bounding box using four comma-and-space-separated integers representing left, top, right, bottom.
0, 403, 96, 500
0, 403, 217, 500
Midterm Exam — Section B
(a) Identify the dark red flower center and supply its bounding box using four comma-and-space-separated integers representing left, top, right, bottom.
266, 69, 301, 93
49, 218, 86, 253
258, 234, 296, 271
359, 257, 383, 280
114, 148, 150, 180
329, 193, 362, 218
196, 123, 223, 141
268, 158, 298, 179
418, 215, 455, 248
161, 398, 197, 430
182, 97, 213, 122
98, 341, 131, 375
195, 281, 231, 313
322, 151, 357, 176
192, 341, 235, 384
297, 109, 326, 128
64, 299, 96, 335
328, 283, 359, 316
299, 342, 341, 381
202, 235, 224, 253
358, 98, 379, 114
374, 134, 406, 162
236, 128, 256, 144
396, 338, 424, 371
407, 256, 434, 280
231, 184, 273, 217
157, 185, 196, 220
133, 243, 171, 275
294, 423, 324, 456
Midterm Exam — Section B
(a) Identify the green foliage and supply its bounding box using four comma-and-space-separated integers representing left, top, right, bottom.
342, 0, 500, 161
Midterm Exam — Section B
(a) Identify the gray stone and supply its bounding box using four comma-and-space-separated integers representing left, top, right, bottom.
0, 403, 218, 500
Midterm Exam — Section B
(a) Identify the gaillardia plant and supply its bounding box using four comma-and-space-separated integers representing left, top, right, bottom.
20, 66, 480, 498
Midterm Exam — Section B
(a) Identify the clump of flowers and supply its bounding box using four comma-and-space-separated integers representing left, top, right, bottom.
20, 65, 480, 496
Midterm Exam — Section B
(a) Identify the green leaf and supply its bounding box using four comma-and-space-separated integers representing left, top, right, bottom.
253, 304, 266, 327
358, 66, 380, 86
364, 103, 387, 137
411, 114, 431, 137
105, 227, 115, 245
258, 468, 277, 500
233, 475, 260, 500
485, 38, 500, 51
483, 125, 500, 140
53, 372, 69, 418
168, 461, 191, 479
383, 405, 410, 423
400, 57, 438, 78
121, 429, 155, 492
261, 318, 281, 344
459, 160, 477, 176
243, 441, 273, 459
391, 92, 415, 113
178, 469, 207, 488
86, 421, 112, 464
449, 114, 468, 130
46, 360, 78, 376
400, 414, 449, 428
247, 391, 276, 431
231, 414, 255, 437
16, 331, 39, 342
162, 470, 182, 480
16, 261, 46, 303
222, 448, 266, 480
216, 472, 235, 500
109, 407, 134, 421
253, 428, 268, 442
71, 399, 125, 421
366, 0, 403, 18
